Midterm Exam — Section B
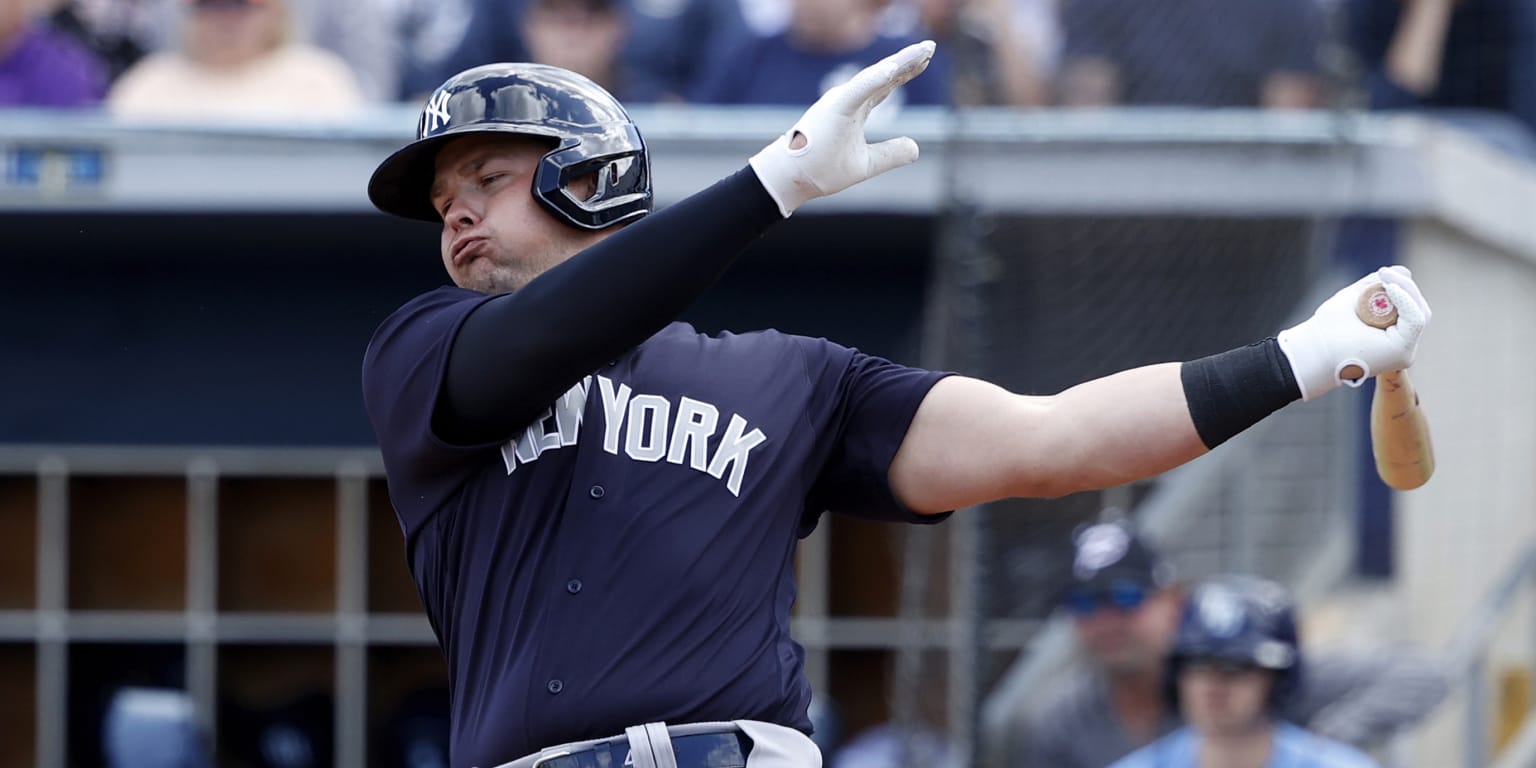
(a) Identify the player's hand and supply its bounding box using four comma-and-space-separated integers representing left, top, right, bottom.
1278, 266, 1432, 400
748, 40, 935, 217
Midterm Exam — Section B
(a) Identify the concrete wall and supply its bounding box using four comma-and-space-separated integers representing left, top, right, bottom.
1396, 219, 1536, 768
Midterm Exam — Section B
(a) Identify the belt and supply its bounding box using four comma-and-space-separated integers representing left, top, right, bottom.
491, 722, 754, 768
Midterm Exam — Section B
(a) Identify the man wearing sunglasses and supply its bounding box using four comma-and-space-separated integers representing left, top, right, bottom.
1021, 523, 1447, 768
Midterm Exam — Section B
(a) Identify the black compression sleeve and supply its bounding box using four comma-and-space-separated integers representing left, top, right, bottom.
1180, 338, 1303, 449
439, 166, 783, 444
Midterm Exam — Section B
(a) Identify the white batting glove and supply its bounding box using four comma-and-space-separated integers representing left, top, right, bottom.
1277, 266, 1432, 400
748, 41, 935, 218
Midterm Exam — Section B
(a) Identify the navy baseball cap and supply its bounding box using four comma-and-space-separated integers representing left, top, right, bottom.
1060, 522, 1174, 612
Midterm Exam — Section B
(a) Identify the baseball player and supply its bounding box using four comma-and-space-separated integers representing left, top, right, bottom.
1022, 522, 1446, 768
1107, 577, 1380, 768
360, 41, 1433, 768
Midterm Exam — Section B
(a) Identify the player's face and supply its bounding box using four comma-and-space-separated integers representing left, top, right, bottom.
1177, 660, 1274, 736
1072, 586, 1181, 675
431, 134, 607, 293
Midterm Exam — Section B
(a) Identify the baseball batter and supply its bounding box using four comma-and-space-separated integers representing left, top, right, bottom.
360, 42, 1432, 768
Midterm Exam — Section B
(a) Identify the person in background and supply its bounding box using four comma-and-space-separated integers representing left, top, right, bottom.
106, 0, 363, 121
1346, 0, 1536, 156
280, 0, 476, 103
420, 0, 530, 100
908, 0, 1050, 106
47, 0, 166, 82
1108, 576, 1378, 768
523, 0, 628, 99
416, 0, 629, 103
1020, 522, 1448, 768
619, 0, 755, 103
0, 0, 107, 106
1056, 0, 1325, 108
689, 0, 950, 108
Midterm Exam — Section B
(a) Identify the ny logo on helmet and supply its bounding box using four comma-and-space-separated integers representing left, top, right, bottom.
424, 90, 453, 134
1196, 587, 1246, 638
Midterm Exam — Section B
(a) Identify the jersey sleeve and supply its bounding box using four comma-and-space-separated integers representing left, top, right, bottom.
794, 336, 952, 527
361, 286, 501, 535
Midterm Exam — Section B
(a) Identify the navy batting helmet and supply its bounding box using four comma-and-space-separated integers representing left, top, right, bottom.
1165, 575, 1302, 711
368, 63, 652, 230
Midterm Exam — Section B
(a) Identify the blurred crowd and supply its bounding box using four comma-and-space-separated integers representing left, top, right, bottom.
0, 0, 1531, 145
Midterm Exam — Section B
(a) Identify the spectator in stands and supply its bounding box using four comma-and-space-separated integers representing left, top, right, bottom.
523, 0, 628, 98
1056, 0, 1326, 108
419, 0, 627, 102
690, 0, 950, 108
284, 0, 473, 102
47, 0, 167, 82
422, 0, 530, 100
910, 0, 1051, 106
1018, 521, 1447, 768
1346, 0, 1536, 155
1107, 576, 1379, 768
0, 0, 108, 106
619, 0, 756, 103
106, 0, 364, 121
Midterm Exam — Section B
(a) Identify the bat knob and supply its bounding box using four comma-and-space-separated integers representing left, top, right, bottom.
1355, 283, 1398, 329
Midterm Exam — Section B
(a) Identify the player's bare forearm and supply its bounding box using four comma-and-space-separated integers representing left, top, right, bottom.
889, 367, 1206, 514
889, 268, 1432, 515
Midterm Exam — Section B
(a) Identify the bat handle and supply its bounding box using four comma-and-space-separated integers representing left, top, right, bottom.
1371, 367, 1435, 490
1339, 283, 1397, 381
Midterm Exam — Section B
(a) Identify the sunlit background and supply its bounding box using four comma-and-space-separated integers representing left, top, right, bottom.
1, 0, 1534, 766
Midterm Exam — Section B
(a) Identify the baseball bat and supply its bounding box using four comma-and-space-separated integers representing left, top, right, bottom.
1339, 284, 1435, 491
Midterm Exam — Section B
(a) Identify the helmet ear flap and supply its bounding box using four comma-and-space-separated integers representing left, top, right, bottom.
575, 158, 627, 204
534, 135, 650, 230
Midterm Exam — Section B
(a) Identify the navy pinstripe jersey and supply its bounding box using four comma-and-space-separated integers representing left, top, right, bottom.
362, 286, 950, 766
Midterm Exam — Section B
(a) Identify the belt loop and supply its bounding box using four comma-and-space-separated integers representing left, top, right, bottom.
643, 722, 677, 768
623, 724, 657, 768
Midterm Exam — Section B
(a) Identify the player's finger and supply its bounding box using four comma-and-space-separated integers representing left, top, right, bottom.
1376, 265, 1431, 325
865, 136, 920, 178
833, 40, 936, 115
1382, 282, 1426, 344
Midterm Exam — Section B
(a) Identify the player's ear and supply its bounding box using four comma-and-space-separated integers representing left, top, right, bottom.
565, 172, 598, 203
563, 162, 613, 205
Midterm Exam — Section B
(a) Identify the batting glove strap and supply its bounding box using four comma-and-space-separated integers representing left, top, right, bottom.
748, 40, 934, 218
1276, 266, 1431, 400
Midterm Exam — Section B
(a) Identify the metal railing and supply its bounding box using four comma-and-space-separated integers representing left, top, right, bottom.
1447, 542, 1536, 768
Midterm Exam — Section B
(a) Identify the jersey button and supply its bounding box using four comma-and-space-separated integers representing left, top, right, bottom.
547, 679, 564, 694
566, 579, 583, 594
589, 485, 605, 499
